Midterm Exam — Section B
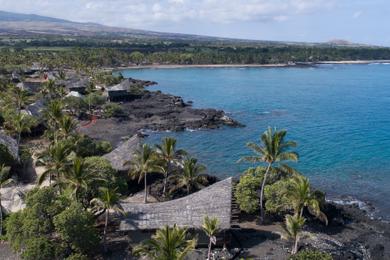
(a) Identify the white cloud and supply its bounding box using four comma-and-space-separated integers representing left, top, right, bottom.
0, 0, 336, 28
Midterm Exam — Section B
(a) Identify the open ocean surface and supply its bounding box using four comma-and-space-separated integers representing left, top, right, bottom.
121, 64, 390, 218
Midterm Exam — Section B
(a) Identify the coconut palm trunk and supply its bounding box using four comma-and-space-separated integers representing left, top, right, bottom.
0, 196, 3, 236
293, 235, 299, 254
162, 163, 170, 197
144, 173, 148, 203
103, 210, 109, 252
259, 163, 272, 223
207, 239, 213, 260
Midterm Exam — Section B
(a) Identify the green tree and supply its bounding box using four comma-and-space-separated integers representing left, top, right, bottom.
176, 157, 206, 195
129, 51, 145, 65
22, 237, 58, 260
287, 175, 328, 224
58, 115, 77, 140
155, 137, 187, 197
3, 111, 36, 146
284, 214, 305, 255
38, 141, 72, 186
125, 144, 160, 203
40, 79, 57, 100
61, 157, 97, 202
53, 203, 99, 255
202, 216, 220, 260
133, 224, 196, 260
0, 164, 13, 235
239, 127, 299, 223
234, 167, 264, 214
5, 187, 69, 252
43, 100, 65, 142
91, 187, 124, 252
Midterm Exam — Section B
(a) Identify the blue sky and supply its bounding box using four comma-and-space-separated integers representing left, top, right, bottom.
0, 0, 389, 46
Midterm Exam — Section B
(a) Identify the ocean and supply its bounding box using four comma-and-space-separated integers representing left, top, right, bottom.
121, 64, 390, 219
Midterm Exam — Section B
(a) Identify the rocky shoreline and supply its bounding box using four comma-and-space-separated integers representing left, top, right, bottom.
80, 90, 243, 145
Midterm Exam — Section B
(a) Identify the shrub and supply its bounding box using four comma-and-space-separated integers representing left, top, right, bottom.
22, 237, 58, 260
96, 140, 113, 154
264, 178, 294, 215
74, 135, 112, 157
84, 93, 106, 108
234, 168, 263, 214
103, 103, 125, 118
53, 203, 99, 255
63, 96, 88, 116
289, 249, 333, 260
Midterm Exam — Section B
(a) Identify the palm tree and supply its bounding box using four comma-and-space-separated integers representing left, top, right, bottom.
91, 187, 124, 252
38, 141, 72, 186
58, 115, 77, 139
3, 111, 36, 146
133, 224, 197, 260
40, 79, 57, 99
125, 144, 160, 203
239, 127, 299, 223
283, 214, 305, 255
287, 175, 328, 225
175, 157, 206, 195
155, 137, 187, 197
0, 164, 13, 236
202, 216, 220, 260
44, 100, 64, 128
61, 157, 94, 201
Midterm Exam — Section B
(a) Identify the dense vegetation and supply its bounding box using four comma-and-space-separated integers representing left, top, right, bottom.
1, 40, 390, 70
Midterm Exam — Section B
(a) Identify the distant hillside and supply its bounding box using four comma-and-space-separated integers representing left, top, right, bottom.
0, 10, 372, 48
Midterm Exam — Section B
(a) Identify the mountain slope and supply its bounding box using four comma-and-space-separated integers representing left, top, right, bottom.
0, 10, 371, 47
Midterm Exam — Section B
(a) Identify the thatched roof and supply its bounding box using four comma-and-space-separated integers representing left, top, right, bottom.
102, 135, 142, 172
119, 177, 233, 231
107, 79, 133, 92
0, 132, 19, 161
26, 99, 45, 118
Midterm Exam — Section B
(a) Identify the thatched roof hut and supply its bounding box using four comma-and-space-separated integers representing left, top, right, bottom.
119, 177, 233, 231
102, 135, 142, 172
0, 132, 19, 164
105, 79, 143, 102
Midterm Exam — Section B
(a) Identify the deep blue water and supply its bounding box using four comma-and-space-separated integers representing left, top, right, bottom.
121, 64, 390, 218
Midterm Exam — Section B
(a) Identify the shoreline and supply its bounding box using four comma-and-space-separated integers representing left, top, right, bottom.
113, 60, 390, 70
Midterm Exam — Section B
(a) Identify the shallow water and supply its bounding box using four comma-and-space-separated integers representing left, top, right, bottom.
121, 64, 390, 218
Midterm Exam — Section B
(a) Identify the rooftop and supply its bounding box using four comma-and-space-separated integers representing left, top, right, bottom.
119, 177, 233, 231
0, 132, 19, 161
103, 135, 142, 172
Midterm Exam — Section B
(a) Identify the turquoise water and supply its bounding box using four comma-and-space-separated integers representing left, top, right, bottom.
121, 64, 390, 218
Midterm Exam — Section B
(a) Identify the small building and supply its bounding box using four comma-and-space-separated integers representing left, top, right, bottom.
0, 132, 19, 165
17, 77, 47, 93
25, 99, 45, 119
103, 135, 142, 172
105, 79, 143, 102
66, 78, 90, 94
119, 177, 234, 231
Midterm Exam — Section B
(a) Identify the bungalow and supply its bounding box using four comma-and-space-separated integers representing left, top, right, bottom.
105, 79, 143, 102
102, 135, 142, 173
66, 78, 90, 94
119, 177, 235, 231
0, 132, 19, 166
17, 77, 47, 93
